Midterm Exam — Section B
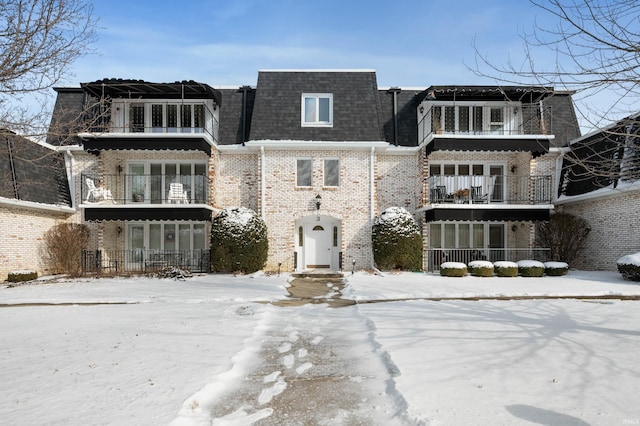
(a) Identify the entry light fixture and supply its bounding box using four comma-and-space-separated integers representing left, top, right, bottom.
315, 194, 321, 221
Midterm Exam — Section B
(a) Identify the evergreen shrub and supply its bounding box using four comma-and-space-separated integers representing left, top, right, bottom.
617, 253, 640, 281
544, 261, 569, 276
517, 260, 545, 277
372, 207, 422, 271
211, 207, 268, 273
7, 270, 38, 282
468, 260, 494, 277
494, 261, 518, 277
440, 262, 467, 277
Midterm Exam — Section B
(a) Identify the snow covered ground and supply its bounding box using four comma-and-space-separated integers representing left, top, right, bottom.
1, 271, 640, 425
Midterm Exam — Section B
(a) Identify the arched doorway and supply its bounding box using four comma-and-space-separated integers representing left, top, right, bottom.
295, 215, 341, 270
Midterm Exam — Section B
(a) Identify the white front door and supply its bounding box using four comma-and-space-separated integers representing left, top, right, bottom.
306, 224, 332, 268
296, 216, 340, 270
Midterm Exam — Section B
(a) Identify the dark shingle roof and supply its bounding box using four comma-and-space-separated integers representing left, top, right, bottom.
217, 87, 255, 145
248, 71, 384, 142
0, 130, 71, 206
378, 89, 420, 147
46, 87, 85, 147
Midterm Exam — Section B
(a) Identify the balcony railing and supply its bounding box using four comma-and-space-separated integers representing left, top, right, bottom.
82, 249, 211, 274
425, 174, 552, 205
426, 248, 551, 271
84, 101, 219, 144
418, 104, 552, 144
81, 173, 210, 205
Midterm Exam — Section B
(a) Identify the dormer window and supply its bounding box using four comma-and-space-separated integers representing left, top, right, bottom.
302, 94, 333, 127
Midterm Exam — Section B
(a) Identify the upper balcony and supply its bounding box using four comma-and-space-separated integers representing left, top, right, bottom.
77, 80, 221, 155
418, 89, 555, 157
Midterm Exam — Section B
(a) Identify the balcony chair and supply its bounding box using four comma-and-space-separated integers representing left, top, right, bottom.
168, 183, 189, 204
85, 178, 114, 203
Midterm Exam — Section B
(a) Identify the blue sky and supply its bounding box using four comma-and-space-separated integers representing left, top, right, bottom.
69, 0, 544, 88
63, 0, 629, 131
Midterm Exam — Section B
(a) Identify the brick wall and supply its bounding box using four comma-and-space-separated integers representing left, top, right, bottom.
0, 205, 72, 280
558, 190, 640, 270
214, 152, 259, 211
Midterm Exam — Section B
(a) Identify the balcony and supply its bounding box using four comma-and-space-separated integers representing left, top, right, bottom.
423, 174, 553, 222
78, 101, 219, 155
80, 173, 213, 222
82, 249, 211, 274
426, 248, 551, 272
418, 103, 553, 157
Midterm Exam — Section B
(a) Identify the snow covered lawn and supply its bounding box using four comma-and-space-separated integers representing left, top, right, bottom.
1, 271, 639, 425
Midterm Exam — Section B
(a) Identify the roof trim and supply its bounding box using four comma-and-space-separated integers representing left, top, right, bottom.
80, 79, 222, 105
0, 196, 75, 214
258, 69, 377, 73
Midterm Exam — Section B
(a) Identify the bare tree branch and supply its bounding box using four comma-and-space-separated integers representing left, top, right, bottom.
472, 0, 640, 191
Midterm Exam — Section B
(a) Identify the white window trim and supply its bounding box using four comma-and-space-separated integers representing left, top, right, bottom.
323, 158, 340, 187
301, 93, 333, 127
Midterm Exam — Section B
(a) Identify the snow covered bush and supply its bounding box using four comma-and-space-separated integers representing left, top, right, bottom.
42, 223, 91, 277
468, 260, 494, 277
372, 207, 422, 271
544, 261, 569, 276
494, 261, 518, 277
210, 207, 268, 274
517, 260, 545, 277
617, 253, 640, 281
440, 262, 467, 277
7, 270, 37, 282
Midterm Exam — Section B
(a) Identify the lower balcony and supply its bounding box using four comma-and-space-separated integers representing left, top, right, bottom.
81, 249, 211, 274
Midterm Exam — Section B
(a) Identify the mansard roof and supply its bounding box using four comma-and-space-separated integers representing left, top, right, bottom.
248, 70, 385, 142
0, 130, 71, 206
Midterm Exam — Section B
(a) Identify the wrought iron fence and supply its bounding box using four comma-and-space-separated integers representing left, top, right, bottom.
82, 249, 211, 274
426, 248, 551, 272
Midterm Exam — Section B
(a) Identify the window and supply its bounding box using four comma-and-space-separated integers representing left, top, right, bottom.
324, 159, 340, 187
302, 94, 333, 127
296, 159, 312, 187
430, 103, 516, 135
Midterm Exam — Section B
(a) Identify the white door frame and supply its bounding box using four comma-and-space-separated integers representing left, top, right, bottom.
295, 215, 341, 270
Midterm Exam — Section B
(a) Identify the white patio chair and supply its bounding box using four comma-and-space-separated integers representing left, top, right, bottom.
85, 178, 114, 203
168, 183, 189, 204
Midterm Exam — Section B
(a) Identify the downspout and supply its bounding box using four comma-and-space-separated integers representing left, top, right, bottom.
370, 146, 375, 220
65, 149, 76, 209
6, 135, 19, 199
260, 145, 266, 219
239, 85, 251, 146
388, 87, 401, 146
370, 146, 376, 268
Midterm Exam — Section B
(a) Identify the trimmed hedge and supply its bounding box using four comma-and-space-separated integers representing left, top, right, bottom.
468, 260, 494, 277
494, 261, 518, 277
372, 207, 422, 271
517, 260, 545, 277
211, 207, 268, 274
440, 262, 467, 277
7, 270, 38, 282
544, 261, 569, 276
617, 253, 640, 281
